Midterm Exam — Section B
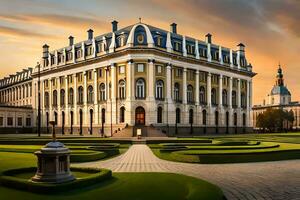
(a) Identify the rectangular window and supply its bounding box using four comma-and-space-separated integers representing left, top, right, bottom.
17, 117, 22, 126
0, 117, 3, 126
156, 65, 162, 74
88, 71, 92, 80
98, 68, 103, 78
7, 117, 13, 126
26, 118, 31, 127
137, 64, 144, 72
175, 68, 182, 77
119, 65, 125, 74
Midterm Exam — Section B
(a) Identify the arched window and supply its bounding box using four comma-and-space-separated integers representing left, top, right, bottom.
101, 108, 106, 124
215, 111, 219, 126
241, 92, 246, 108
234, 112, 237, 126
176, 108, 181, 124
78, 86, 83, 104
53, 90, 57, 106
222, 89, 228, 106
119, 80, 126, 99
157, 107, 163, 123
202, 109, 207, 125
136, 78, 145, 99
120, 107, 125, 123
99, 83, 106, 101
187, 85, 193, 103
87, 85, 94, 103
211, 88, 217, 105
69, 88, 74, 105
199, 86, 206, 104
243, 113, 246, 126
54, 111, 58, 125
174, 83, 180, 102
45, 92, 49, 107
189, 109, 194, 124
155, 80, 164, 100
232, 91, 237, 107
79, 109, 83, 135
60, 89, 65, 106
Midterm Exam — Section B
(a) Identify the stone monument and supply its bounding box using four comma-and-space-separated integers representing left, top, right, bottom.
31, 121, 75, 183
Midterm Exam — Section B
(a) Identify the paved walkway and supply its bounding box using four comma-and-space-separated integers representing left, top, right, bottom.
75, 144, 300, 200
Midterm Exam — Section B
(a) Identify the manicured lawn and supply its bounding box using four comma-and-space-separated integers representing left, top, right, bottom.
0, 152, 224, 200
150, 134, 300, 164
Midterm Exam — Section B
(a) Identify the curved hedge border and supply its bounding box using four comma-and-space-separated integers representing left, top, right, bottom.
0, 167, 112, 194
70, 151, 107, 162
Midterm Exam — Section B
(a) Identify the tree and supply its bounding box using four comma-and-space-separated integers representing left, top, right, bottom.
256, 108, 294, 132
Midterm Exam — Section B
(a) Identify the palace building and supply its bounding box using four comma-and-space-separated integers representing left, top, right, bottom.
0, 21, 255, 136
253, 66, 300, 130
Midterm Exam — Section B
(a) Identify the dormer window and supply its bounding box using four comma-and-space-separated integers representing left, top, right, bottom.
187, 44, 195, 54
174, 41, 181, 52
223, 55, 229, 63
66, 52, 73, 61
118, 36, 125, 47
76, 49, 82, 59
86, 46, 93, 56
51, 56, 55, 65
156, 36, 163, 47
233, 57, 237, 65
137, 34, 144, 44
199, 48, 207, 58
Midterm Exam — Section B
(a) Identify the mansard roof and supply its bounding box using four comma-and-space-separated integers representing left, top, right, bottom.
0, 68, 33, 89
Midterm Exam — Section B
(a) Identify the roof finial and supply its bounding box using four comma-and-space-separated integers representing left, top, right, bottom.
139, 17, 142, 23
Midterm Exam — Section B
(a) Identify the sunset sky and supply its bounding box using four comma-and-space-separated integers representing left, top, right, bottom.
0, 0, 299, 104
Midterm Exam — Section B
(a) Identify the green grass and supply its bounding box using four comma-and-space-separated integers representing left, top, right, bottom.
0, 152, 224, 200
150, 134, 300, 164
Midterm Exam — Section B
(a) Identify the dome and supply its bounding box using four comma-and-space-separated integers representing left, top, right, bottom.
270, 85, 291, 96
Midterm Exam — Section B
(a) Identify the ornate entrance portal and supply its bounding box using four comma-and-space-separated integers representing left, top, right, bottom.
135, 107, 145, 125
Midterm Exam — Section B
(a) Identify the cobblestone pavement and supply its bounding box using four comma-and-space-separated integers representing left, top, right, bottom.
75, 144, 300, 200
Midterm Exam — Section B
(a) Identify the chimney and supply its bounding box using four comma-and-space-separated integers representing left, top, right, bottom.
205, 33, 212, 43
237, 43, 245, 52
170, 23, 177, 34
42, 44, 49, 59
87, 29, 93, 40
112, 20, 118, 32
69, 36, 74, 46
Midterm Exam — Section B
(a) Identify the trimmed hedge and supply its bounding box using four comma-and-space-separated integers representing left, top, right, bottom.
146, 139, 212, 144
0, 167, 112, 194
70, 151, 107, 162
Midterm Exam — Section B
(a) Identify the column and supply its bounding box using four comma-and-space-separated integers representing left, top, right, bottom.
207, 73, 211, 106
166, 64, 172, 125
73, 74, 77, 125
229, 77, 233, 108
93, 69, 99, 124
247, 80, 252, 127
57, 77, 61, 126
207, 73, 212, 125
166, 64, 172, 103
183, 68, 187, 104
65, 76, 69, 126
110, 64, 116, 124
148, 60, 155, 100
218, 75, 223, 107
207, 43, 211, 62
230, 49, 234, 68
195, 70, 199, 105
49, 78, 53, 121
237, 79, 241, 108
105, 67, 109, 100
83, 71, 87, 125
237, 78, 241, 127
126, 60, 133, 101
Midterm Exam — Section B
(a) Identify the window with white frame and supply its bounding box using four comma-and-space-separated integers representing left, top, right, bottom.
155, 80, 164, 100
119, 65, 125, 74
199, 86, 206, 104
137, 64, 144, 73
119, 80, 126, 99
187, 85, 194, 103
99, 83, 106, 101
174, 83, 180, 101
136, 78, 145, 99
